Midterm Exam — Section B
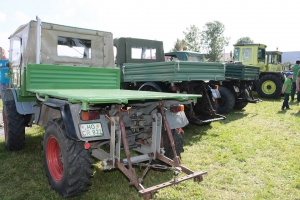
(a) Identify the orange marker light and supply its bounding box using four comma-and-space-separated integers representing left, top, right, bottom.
170, 105, 184, 113
81, 111, 100, 121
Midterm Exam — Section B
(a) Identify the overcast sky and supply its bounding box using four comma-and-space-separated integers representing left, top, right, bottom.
0, 0, 299, 55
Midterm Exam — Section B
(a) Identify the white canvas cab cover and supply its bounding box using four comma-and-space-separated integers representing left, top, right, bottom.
9, 20, 114, 68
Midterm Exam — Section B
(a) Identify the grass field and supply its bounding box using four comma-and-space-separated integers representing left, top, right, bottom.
0, 94, 300, 200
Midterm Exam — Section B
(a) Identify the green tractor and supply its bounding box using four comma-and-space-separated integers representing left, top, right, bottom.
233, 44, 285, 98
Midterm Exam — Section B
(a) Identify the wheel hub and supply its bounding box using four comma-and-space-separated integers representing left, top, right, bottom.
46, 136, 63, 182
261, 80, 276, 95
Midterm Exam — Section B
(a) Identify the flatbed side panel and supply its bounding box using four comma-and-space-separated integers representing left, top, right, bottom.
225, 64, 260, 80
26, 63, 120, 90
123, 61, 225, 82
28, 89, 202, 104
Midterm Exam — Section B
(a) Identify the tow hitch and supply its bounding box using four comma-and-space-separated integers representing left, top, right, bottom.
112, 103, 207, 199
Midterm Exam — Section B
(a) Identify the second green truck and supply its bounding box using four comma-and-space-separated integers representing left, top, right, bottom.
115, 38, 261, 115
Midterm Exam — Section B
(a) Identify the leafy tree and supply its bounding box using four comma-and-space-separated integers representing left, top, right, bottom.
171, 38, 187, 51
182, 25, 201, 52
236, 37, 254, 44
200, 21, 229, 62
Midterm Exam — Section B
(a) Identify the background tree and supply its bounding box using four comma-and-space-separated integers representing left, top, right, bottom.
182, 25, 201, 52
200, 21, 229, 62
236, 37, 254, 44
171, 38, 187, 51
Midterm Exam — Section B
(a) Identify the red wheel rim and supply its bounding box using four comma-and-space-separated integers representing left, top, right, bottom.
46, 136, 63, 182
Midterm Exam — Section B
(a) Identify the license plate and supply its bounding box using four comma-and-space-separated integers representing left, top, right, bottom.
79, 123, 103, 138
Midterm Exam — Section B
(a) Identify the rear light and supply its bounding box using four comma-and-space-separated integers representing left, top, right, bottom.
170, 105, 184, 113
178, 127, 183, 133
81, 110, 100, 121
84, 142, 91, 149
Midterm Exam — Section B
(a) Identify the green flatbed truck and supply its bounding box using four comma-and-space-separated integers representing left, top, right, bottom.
3, 17, 206, 199
164, 51, 261, 114
114, 37, 226, 123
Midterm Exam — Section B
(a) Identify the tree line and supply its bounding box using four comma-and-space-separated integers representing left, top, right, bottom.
172, 21, 254, 62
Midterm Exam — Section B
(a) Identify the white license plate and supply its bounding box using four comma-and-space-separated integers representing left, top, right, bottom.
80, 123, 103, 138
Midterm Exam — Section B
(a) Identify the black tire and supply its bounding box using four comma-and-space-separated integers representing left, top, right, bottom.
138, 82, 162, 92
256, 74, 282, 98
43, 119, 93, 198
162, 129, 184, 159
4, 100, 25, 150
234, 101, 248, 110
234, 90, 249, 110
217, 86, 235, 114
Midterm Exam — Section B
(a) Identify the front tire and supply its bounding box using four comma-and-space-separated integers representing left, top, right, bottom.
217, 86, 235, 114
256, 74, 282, 98
4, 100, 25, 150
43, 119, 93, 198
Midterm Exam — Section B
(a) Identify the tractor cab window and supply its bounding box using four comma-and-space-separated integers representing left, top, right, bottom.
131, 47, 156, 60
277, 54, 282, 63
268, 54, 274, 64
57, 36, 91, 58
233, 48, 240, 61
258, 48, 265, 61
10, 39, 21, 66
242, 48, 252, 62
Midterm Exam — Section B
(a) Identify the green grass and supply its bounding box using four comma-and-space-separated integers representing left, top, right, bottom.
1, 94, 300, 200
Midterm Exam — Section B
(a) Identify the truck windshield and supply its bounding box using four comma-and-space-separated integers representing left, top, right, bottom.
131, 47, 156, 59
242, 48, 252, 62
57, 36, 91, 58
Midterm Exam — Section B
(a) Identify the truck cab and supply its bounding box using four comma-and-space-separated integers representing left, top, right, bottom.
233, 43, 266, 70
233, 43, 284, 98
266, 51, 283, 71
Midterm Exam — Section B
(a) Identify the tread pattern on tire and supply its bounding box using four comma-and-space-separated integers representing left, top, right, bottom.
256, 74, 282, 98
217, 86, 235, 114
4, 100, 25, 150
43, 119, 93, 198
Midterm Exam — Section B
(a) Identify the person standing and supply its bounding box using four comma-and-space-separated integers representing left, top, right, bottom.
0, 48, 9, 101
282, 72, 293, 110
0, 48, 9, 126
291, 60, 300, 101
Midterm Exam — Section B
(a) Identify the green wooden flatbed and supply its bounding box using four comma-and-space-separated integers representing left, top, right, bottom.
25, 63, 201, 107
30, 88, 199, 104
122, 61, 225, 83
